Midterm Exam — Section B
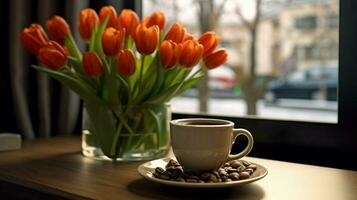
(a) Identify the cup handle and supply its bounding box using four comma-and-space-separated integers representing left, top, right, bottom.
228, 128, 254, 161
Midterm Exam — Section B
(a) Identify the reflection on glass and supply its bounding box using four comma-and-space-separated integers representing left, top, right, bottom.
143, 0, 339, 123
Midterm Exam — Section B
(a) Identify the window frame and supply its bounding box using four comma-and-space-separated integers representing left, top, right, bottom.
126, 0, 357, 170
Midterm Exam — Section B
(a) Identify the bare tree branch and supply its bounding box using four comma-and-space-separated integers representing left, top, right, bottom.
235, 6, 252, 30
216, 0, 228, 21
253, 0, 262, 28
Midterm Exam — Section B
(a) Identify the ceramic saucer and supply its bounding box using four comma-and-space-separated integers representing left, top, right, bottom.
137, 157, 268, 188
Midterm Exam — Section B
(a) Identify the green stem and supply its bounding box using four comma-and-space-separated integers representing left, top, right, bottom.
64, 65, 80, 79
186, 68, 203, 81
111, 122, 123, 161
67, 33, 83, 60
138, 55, 146, 94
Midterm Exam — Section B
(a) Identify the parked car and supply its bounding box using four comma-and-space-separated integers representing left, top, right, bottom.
208, 65, 237, 91
265, 65, 337, 102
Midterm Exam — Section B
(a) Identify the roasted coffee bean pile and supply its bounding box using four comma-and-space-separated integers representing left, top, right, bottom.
153, 159, 257, 183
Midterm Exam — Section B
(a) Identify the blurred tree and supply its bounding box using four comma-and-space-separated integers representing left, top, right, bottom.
235, 0, 262, 115
196, 0, 227, 112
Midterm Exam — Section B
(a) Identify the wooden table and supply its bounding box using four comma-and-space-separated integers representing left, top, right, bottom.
0, 137, 356, 200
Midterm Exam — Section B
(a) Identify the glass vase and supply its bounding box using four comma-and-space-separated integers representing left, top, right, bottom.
81, 103, 170, 161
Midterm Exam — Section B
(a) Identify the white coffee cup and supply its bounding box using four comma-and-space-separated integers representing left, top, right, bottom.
170, 118, 254, 172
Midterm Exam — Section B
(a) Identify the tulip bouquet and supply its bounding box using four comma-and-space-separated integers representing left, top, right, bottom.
21, 6, 227, 161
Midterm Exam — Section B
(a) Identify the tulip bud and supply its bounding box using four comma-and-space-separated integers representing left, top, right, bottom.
117, 9, 140, 38
204, 48, 228, 69
20, 23, 49, 55
99, 6, 117, 28
78, 8, 99, 41
183, 33, 195, 42
39, 41, 67, 70
143, 12, 166, 30
134, 24, 159, 55
164, 23, 186, 43
177, 40, 203, 68
160, 40, 178, 70
82, 52, 103, 77
198, 31, 220, 58
116, 49, 136, 76
46, 16, 70, 43
102, 27, 126, 56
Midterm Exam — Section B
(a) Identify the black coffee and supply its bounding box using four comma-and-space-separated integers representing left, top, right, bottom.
179, 121, 227, 126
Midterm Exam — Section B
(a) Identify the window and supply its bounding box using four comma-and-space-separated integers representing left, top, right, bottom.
326, 14, 339, 28
143, 0, 338, 123
295, 15, 317, 30
136, 0, 357, 170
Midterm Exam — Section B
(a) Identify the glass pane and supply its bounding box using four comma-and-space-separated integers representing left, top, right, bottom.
143, 0, 338, 123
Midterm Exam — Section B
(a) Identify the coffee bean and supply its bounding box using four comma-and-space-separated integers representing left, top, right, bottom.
211, 170, 220, 178
156, 173, 171, 180
237, 165, 246, 172
229, 172, 240, 180
200, 172, 211, 181
175, 177, 185, 182
230, 160, 242, 168
186, 179, 198, 183
239, 171, 250, 179
224, 166, 233, 171
227, 168, 238, 173
198, 180, 205, 183
218, 169, 228, 176
245, 168, 254, 175
170, 170, 182, 179
209, 174, 218, 182
166, 159, 180, 168
189, 175, 199, 180
224, 178, 232, 182
247, 164, 257, 170
155, 167, 165, 174
207, 181, 214, 183
218, 178, 222, 182
242, 160, 251, 166
182, 173, 189, 177
223, 162, 230, 167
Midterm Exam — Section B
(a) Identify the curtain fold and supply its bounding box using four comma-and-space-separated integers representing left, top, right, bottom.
9, 0, 35, 139
8, 0, 89, 139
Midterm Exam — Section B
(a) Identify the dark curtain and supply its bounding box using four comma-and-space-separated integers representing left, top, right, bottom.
0, 0, 90, 139
0, 0, 135, 139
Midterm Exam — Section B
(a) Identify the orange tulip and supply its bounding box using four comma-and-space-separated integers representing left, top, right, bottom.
116, 49, 136, 76
78, 8, 99, 40
160, 40, 178, 70
20, 23, 49, 55
198, 31, 220, 58
204, 48, 228, 69
134, 24, 159, 55
102, 27, 126, 56
46, 16, 70, 43
39, 41, 67, 70
143, 12, 166, 30
117, 9, 140, 38
164, 23, 186, 43
82, 52, 103, 77
183, 33, 195, 42
99, 6, 117, 28
177, 40, 203, 68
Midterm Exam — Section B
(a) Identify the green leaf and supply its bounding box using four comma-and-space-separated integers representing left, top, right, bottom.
133, 55, 160, 104
147, 108, 162, 149
93, 17, 109, 56
146, 75, 202, 104
32, 65, 102, 104
85, 103, 117, 158
116, 75, 130, 104
67, 56, 85, 76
